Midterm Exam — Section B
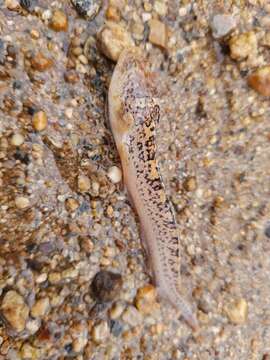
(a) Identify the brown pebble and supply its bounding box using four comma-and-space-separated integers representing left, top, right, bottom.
183, 176, 197, 192
50, 10, 68, 32
64, 70, 79, 83
30, 52, 53, 71
225, 298, 248, 324
135, 284, 157, 314
229, 31, 257, 61
149, 19, 167, 48
32, 111, 48, 131
106, 6, 120, 21
65, 198, 79, 211
90, 270, 123, 302
248, 66, 270, 96
1, 291, 29, 332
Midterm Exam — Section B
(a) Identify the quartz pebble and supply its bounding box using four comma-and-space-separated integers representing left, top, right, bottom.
78, 174, 91, 192
30, 52, 53, 71
92, 320, 110, 344
211, 14, 236, 39
31, 297, 50, 318
50, 10, 68, 32
229, 31, 257, 61
1, 291, 29, 332
107, 166, 122, 183
15, 196, 30, 209
10, 133, 24, 146
248, 66, 270, 96
149, 19, 167, 48
225, 298, 248, 324
32, 111, 48, 131
97, 22, 134, 62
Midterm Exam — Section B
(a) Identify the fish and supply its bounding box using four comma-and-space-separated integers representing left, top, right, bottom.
108, 47, 198, 330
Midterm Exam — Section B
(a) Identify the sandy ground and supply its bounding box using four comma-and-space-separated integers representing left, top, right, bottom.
0, 0, 270, 359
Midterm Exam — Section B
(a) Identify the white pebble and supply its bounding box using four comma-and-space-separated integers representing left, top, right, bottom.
107, 166, 122, 184
11, 133, 24, 146
15, 196, 30, 209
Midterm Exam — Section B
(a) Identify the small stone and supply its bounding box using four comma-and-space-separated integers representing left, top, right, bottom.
32, 111, 48, 131
64, 70, 79, 83
50, 10, 68, 32
90, 270, 123, 302
154, 1, 167, 16
122, 305, 142, 327
225, 298, 248, 324
48, 272, 61, 284
248, 66, 270, 96
106, 6, 120, 22
65, 198, 79, 211
229, 31, 257, 61
265, 224, 270, 238
107, 166, 122, 183
10, 133, 24, 146
92, 320, 110, 344
78, 174, 91, 192
183, 176, 197, 192
30, 29, 40, 39
71, 0, 102, 20
149, 19, 167, 48
30, 52, 53, 71
97, 22, 134, 62
31, 297, 50, 318
109, 302, 125, 319
5, 0, 19, 10
20, 343, 41, 359
70, 322, 88, 353
135, 284, 157, 314
211, 14, 236, 39
1, 291, 29, 332
26, 319, 40, 334
15, 196, 30, 209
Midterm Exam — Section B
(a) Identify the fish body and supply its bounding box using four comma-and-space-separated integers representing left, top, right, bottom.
108, 48, 198, 330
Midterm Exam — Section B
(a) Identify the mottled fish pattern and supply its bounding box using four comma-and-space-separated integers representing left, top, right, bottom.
108, 48, 198, 330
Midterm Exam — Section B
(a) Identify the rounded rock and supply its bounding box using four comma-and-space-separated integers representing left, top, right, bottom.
211, 14, 236, 39
30, 52, 53, 71
135, 284, 157, 314
11, 133, 24, 146
15, 196, 30, 209
107, 166, 122, 184
1, 290, 29, 332
229, 31, 257, 61
50, 10, 68, 32
78, 174, 91, 192
248, 66, 270, 96
91, 320, 110, 344
31, 297, 50, 318
97, 22, 134, 62
32, 110, 48, 131
90, 270, 123, 302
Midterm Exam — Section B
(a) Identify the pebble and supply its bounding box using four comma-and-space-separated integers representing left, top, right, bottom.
248, 66, 270, 96
70, 322, 88, 353
107, 166, 122, 184
211, 14, 236, 39
183, 176, 197, 192
225, 298, 248, 324
26, 318, 40, 334
106, 6, 120, 22
78, 174, 91, 192
10, 133, 24, 146
229, 31, 257, 61
30, 52, 53, 71
97, 22, 134, 62
153, 0, 167, 16
90, 270, 123, 302
32, 110, 48, 131
65, 198, 79, 211
5, 0, 19, 10
15, 196, 30, 209
149, 19, 167, 48
135, 284, 157, 314
71, 0, 102, 20
1, 290, 29, 332
31, 297, 50, 318
91, 320, 110, 344
50, 10, 68, 32
109, 302, 125, 319
122, 305, 142, 327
